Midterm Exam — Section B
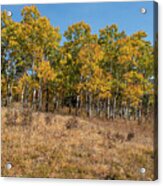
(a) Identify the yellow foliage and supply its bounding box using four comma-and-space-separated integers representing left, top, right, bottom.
18, 73, 39, 93
35, 61, 57, 82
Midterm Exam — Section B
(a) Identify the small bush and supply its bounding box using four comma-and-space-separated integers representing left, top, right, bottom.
5, 108, 18, 125
127, 132, 135, 141
66, 117, 78, 129
20, 106, 33, 126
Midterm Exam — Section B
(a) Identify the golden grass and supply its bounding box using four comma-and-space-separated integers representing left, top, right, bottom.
1, 106, 155, 180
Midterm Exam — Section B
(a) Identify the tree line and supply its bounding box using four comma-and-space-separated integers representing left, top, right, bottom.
1, 5, 156, 120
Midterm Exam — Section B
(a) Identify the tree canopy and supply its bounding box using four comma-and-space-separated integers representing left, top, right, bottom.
1, 6, 156, 120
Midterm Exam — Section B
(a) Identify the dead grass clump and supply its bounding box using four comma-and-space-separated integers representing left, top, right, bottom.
106, 131, 125, 143
127, 132, 135, 141
66, 117, 79, 129
5, 108, 18, 125
114, 132, 125, 143
44, 114, 53, 125
20, 107, 33, 126
4, 106, 33, 126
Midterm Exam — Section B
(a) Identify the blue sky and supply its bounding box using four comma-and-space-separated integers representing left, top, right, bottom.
2, 1, 155, 44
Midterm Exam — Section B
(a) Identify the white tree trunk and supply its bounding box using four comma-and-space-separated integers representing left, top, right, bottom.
32, 89, 36, 109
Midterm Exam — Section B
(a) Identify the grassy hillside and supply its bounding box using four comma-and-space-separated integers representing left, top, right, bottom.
1, 106, 155, 180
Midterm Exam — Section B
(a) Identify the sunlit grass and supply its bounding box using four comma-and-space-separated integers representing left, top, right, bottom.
1, 106, 155, 180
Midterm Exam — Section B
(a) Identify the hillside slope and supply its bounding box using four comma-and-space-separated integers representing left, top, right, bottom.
1, 107, 155, 180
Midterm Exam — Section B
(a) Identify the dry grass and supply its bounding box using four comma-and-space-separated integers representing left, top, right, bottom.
1, 105, 156, 180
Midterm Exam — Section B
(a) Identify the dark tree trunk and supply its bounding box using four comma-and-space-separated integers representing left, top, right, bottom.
7, 83, 12, 106
69, 103, 72, 114
107, 97, 110, 119
112, 97, 116, 119
38, 79, 43, 111
87, 94, 92, 118
96, 97, 100, 116
45, 84, 49, 112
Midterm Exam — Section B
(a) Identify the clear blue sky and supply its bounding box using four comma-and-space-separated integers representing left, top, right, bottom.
2, 1, 155, 44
